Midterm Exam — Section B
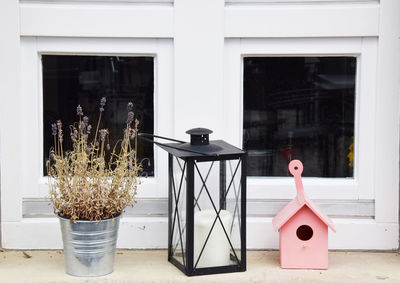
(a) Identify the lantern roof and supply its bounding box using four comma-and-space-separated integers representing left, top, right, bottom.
138, 128, 246, 159
159, 140, 245, 159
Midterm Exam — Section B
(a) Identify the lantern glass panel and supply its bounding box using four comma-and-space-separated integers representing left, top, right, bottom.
170, 156, 187, 267
192, 159, 243, 269
224, 159, 243, 263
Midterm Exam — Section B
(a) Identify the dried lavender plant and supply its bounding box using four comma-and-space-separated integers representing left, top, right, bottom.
47, 98, 142, 222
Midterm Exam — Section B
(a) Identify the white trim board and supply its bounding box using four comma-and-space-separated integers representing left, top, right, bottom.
226, 0, 378, 4
224, 3, 379, 38
2, 217, 397, 250
20, 3, 174, 38
22, 198, 375, 218
21, 0, 173, 3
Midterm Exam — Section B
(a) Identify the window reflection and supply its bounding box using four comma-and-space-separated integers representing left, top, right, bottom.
243, 57, 356, 177
43, 55, 154, 176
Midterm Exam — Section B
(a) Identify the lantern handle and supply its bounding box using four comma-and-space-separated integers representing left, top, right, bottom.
138, 133, 213, 156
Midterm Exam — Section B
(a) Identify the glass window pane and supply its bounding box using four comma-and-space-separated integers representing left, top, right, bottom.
43, 55, 154, 176
243, 57, 356, 177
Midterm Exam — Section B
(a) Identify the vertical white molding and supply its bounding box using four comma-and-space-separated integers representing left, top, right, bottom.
174, 0, 225, 140
374, 0, 400, 224
0, 0, 23, 231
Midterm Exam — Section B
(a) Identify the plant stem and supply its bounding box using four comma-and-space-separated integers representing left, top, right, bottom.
94, 111, 102, 157
54, 136, 57, 155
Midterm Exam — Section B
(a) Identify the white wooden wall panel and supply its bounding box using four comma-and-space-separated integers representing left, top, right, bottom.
174, 0, 225, 140
225, 4, 379, 38
374, 0, 400, 223
0, 0, 399, 250
0, 0, 23, 223
20, 3, 174, 38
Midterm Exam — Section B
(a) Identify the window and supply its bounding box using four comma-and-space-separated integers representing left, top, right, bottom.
42, 55, 154, 176
243, 57, 356, 178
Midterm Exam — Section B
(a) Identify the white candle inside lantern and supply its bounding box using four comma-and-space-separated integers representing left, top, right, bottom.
194, 209, 233, 268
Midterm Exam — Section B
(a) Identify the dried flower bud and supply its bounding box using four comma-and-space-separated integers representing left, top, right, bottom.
100, 97, 106, 112
76, 105, 83, 116
100, 97, 106, 107
127, 102, 133, 111
56, 120, 63, 142
106, 143, 110, 151
127, 111, 134, 124
99, 129, 108, 141
70, 129, 77, 142
87, 125, 92, 134
83, 116, 89, 125
51, 123, 57, 136
80, 120, 87, 133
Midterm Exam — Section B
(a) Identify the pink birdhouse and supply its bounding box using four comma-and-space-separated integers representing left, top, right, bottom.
272, 160, 336, 269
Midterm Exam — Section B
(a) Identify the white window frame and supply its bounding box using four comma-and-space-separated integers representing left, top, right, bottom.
21, 37, 173, 199
1, 37, 173, 248
224, 37, 376, 201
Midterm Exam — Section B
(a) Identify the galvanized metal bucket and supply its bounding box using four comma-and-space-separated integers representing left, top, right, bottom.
58, 214, 120, 277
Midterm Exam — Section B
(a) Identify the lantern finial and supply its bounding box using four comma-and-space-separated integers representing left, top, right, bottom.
186, 128, 213, 146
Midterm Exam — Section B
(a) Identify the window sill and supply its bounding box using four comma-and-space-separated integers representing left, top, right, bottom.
0, 250, 398, 282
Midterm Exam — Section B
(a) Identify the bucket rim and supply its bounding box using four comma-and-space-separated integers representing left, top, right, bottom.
57, 213, 121, 223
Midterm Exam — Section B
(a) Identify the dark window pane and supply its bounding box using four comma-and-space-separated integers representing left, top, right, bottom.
243, 57, 356, 177
43, 55, 154, 176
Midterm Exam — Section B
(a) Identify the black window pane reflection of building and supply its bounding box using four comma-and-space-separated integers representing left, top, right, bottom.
243, 57, 356, 177
43, 55, 154, 176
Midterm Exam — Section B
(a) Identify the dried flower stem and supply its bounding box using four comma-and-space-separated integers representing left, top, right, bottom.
47, 99, 141, 222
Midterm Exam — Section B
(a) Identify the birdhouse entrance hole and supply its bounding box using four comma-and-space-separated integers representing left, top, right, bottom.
296, 225, 313, 241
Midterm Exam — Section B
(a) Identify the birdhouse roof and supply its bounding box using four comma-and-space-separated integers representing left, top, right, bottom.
272, 194, 336, 232
272, 160, 335, 233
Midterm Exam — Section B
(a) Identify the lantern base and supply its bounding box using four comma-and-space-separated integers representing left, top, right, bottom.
168, 256, 246, 276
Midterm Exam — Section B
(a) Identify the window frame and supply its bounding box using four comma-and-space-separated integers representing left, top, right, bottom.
224, 37, 377, 201
20, 37, 173, 199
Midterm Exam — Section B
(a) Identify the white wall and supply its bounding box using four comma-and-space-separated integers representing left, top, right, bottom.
0, 0, 399, 250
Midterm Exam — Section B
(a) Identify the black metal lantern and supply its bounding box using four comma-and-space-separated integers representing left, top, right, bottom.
140, 128, 247, 276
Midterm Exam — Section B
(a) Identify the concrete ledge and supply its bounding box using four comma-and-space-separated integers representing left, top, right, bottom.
0, 250, 399, 282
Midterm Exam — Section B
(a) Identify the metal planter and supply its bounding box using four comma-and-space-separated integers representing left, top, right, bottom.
58, 214, 120, 277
